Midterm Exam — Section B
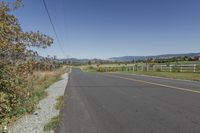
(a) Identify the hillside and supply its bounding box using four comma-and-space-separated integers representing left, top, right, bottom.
109, 52, 200, 62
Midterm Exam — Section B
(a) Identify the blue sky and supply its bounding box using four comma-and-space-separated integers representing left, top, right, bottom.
4, 0, 200, 59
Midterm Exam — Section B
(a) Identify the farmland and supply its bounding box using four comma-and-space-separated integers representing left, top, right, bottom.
82, 61, 200, 81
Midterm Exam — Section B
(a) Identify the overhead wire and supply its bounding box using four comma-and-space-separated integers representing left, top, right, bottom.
42, 0, 67, 57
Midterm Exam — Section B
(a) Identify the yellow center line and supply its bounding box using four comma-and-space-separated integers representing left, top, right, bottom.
103, 74, 200, 94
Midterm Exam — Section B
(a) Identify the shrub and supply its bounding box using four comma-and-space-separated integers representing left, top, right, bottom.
0, 0, 57, 128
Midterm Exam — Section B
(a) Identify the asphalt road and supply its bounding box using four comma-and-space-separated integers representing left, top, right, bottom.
56, 68, 200, 133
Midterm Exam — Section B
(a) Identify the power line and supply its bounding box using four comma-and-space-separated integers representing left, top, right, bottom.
42, 0, 66, 57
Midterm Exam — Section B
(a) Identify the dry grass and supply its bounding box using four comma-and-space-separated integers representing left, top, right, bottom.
55, 95, 66, 110
44, 115, 60, 132
0, 66, 69, 131
29, 66, 69, 111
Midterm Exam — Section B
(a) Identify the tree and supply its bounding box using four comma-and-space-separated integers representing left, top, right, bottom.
88, 60, 91, 65
0, 0, 54, 126
0, 1, 53, 63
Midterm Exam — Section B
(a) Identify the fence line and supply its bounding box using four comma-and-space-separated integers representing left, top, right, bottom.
97, 64, 199, 73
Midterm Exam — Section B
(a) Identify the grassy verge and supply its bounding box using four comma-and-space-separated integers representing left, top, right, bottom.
44, 95, 67, 132
23, 66, 69, 116
55, 95, 66, 110
44, 116, 60, 132
0, 66, 69, 131
122, 71, 200, 81
29, 67, 68, 109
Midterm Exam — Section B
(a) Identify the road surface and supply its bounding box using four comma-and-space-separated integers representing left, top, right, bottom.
56, 68, 200, 133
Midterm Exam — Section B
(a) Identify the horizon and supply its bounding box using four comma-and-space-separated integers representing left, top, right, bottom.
2, 1, 200, 132
58, 51, 200, 60
8, 0, 200, 59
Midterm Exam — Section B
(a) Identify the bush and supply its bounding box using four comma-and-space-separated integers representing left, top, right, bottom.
0, 0, 57, 128
0, 66, 30, 125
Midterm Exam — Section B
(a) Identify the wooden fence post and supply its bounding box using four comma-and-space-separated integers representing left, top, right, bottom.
180, 65, 183, 72
194, 64, 196, 72
153, 65, 155, 71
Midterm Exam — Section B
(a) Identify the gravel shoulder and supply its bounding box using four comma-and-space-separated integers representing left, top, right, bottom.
9, 73, 68, 133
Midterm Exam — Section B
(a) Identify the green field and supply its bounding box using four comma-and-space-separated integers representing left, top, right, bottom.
122, 71, 200, 81
98, 61, 200, 67
82, 61, 200, 81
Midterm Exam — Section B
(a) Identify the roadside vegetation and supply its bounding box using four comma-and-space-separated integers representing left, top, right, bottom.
29, 67, 68, 112
81, 65, 97, 72
44, 115, 60, 132
0, 0, 68, 131
55, 95, 66, 110
44, 95, 67, 132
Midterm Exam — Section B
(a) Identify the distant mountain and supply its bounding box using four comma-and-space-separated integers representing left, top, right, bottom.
60, 58, 110, 64
61, 58, 89, 64
34, 52, 200, 64
109, 52, 200, 62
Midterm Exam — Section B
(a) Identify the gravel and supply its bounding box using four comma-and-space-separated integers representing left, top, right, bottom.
9, 73, 68, 133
